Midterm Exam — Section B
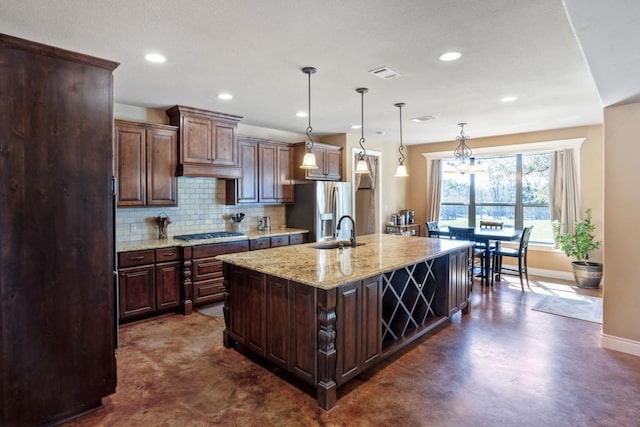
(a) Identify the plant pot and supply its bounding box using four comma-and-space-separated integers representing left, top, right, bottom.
571, 261, 603, 288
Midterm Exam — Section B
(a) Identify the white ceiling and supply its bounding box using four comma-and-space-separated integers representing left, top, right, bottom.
0, 0, 633, 145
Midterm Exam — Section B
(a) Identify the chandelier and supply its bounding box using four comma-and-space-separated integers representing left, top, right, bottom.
449, 122, 485, 174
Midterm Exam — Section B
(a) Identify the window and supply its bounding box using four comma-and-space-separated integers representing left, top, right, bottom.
439, 152, 553, 244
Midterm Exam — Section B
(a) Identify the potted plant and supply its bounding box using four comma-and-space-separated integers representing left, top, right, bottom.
553, 208, 603, 288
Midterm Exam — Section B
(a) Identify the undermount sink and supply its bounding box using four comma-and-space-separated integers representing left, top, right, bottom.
310, 240, 365, 250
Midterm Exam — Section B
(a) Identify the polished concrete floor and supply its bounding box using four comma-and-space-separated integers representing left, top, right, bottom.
65, 276, 640, 427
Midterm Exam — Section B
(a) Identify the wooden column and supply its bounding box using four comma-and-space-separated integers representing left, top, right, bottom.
317, 289, 337, 410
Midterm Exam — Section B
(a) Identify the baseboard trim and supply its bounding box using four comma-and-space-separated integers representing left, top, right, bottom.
601, 333, 640, 357
499, 265, 575, 281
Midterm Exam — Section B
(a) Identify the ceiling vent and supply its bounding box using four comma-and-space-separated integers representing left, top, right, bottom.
409, 115, 437, 122
369, 66, 401, 80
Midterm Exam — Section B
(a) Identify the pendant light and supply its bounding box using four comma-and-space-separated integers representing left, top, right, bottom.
449, 122, 485, 174
355, 87, 370, 174
300, 67, 319, 169
394, 102, 408, 177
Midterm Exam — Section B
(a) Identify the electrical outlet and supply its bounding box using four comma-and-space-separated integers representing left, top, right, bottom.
130, 223, 138, 233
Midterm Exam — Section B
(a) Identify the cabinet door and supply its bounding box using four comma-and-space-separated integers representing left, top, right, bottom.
119, 265, 155, 319
245, 270, 267, 357
290, 281, 317, 383
155, 261, 180, 310
266, 275, 290, 369
146, 127, 178, 206
237, 139, 259, 203
277, 145, 294, 203
335, 281, 362, 384
115, 123, 145, 207
212, 120, 237, 166
259, 143, 278, 203
182, 115, 212, 164
325, 148, 342, 180
361, 276, 382, 369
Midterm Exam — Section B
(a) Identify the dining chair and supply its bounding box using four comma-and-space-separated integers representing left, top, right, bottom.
448, 226, 491, 286
492, 226, 534, 291
426, 221, 439, 237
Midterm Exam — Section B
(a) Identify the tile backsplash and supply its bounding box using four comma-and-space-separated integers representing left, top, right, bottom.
116, 177, 285, 242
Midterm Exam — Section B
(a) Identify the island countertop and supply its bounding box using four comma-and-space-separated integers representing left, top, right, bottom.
216, 233, 472, 289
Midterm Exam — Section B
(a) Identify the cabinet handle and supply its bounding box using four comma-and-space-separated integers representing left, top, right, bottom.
163, 252, 175, 257
130, 256, 145, 261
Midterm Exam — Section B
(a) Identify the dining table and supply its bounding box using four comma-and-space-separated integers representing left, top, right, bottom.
429, 226, 523, 285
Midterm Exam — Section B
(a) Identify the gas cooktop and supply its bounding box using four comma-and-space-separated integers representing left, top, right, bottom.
173, 231, 246, 241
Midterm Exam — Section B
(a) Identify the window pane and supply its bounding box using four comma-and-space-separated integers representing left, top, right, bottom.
475, 157, 516, 203
441, 170, 469, 203
522, 153, 550, 204
523, 206, 554, 243
439, 205, 469, 227
476, 206, 515, 229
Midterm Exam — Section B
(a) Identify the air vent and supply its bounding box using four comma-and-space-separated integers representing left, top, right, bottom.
368, 66, 401, 80
409, 115, 437, 122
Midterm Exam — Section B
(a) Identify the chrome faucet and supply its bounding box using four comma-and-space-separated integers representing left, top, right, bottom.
336, 215, 357, 248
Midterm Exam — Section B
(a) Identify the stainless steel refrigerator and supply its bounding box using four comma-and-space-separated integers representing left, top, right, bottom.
286, 181, 353, 242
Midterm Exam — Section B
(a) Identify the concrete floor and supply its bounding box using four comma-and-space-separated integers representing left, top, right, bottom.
65, 276, 640, 427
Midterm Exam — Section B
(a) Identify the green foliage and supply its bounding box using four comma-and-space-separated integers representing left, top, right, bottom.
553, 209, 601, 263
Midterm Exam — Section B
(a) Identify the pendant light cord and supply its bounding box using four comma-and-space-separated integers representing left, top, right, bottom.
306, 70, 313, 149
357, 88, 367, 158
398, 103, 405, 165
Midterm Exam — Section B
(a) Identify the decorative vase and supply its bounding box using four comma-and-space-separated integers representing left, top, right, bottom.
572, 261, 603, 288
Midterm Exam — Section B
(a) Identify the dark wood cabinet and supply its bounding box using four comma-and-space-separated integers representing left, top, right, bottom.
166, 105, 242, 178
266, 275, 290, 369
118, 248, 181, 320
335, 276, 382, 385
248, 233, 307, 251
115, 120, 178, 207
186, 240, 249, 308
449, 247, 472, 315
226, 137, 293, 205
292, 142, 343, 181
0, 34, 118, 426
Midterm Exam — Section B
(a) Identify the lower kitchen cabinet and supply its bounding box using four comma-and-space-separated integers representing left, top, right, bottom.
249, 233, 308, 251
118, 247, 180, 320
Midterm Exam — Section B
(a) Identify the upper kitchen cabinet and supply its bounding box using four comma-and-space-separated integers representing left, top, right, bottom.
292, 142, 342, 181
226, 137, 293, 205
166, 105, 243, 179
115, 120, 178, 207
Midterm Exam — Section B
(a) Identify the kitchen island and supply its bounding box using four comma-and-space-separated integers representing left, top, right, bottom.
217, 233, 472, 409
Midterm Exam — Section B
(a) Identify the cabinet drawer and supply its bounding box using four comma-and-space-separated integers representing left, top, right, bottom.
192, 240, 249, 258
289, 233, 306, 245
118, 249, 155, 268
250, 238, 270, 250
193, 257, 223, 281
270, 235, 289, 247
156, 247, 179, 262
194, 278, 224, 304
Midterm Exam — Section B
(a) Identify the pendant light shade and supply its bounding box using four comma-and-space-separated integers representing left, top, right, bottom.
299, 67, 319, 169
394, 102, 408, 177
355, 87, 370, 175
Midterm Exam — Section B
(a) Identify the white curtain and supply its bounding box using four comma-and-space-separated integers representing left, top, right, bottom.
549, 149, 581, 234
426, 160, 442, 222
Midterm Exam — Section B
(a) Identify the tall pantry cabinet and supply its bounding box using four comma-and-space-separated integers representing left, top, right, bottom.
0, 34, 119, 425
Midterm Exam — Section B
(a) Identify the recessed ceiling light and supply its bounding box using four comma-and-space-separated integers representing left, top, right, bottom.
501, 96, 518, 103
439, 51, 462, 62
144, 53, 166, 63
376, 131, 386, 136
409, 115, 437, 122
296, 111, 308, 117
351, 124, 362, 129
218, 93, 233, 100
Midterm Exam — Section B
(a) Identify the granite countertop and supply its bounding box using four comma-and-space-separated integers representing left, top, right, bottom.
216, 233, 472, 290
116, 228, 308, 252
